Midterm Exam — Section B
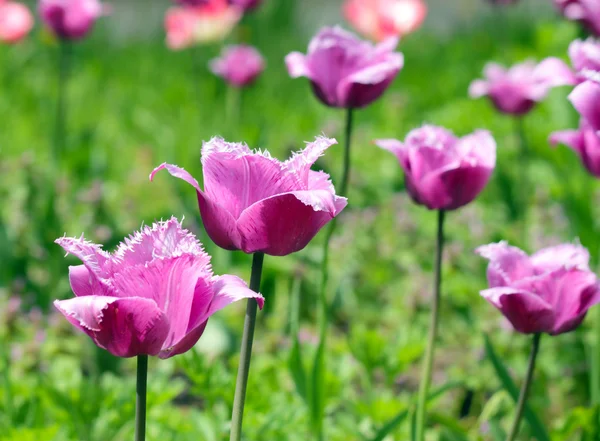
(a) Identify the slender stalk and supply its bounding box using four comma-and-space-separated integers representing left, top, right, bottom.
415, 209, 445, 441
135, 355, 148, 441
54, 40, 70, 165
505, 333, 542, 441
229, 252, 265, 441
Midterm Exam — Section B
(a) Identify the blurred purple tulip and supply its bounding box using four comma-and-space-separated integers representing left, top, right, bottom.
569, 80, 600, 130
550, 119, 600, 177
230, 0, 261, 11
285, 26, 404, 109
477, 241, 600, 335
151, 137, 347, 256
469, 58, 575, 115
375, 126, 496, 211
210, 44, 265, 87
568, 38, 600, 82
54, 218, 264, 358
554, 0, 600, 36
39, 0, 109, 40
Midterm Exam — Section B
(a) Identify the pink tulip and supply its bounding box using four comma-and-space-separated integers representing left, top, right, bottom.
375, 125, 496, 211
343, 0, 427, 41
550, 119, 600, 177
38, 0, 108, 40
165, 0, 241, 50
286, 26, 404, 109
54, 218, 264, 358
150, 137, 347, 256
568, 38, 600, 82
0, 1, 34, 44
554, 0, 600, 36
569, 80, 600, 130
476, 242, 600, 335
175, 0, 261, 11
469, 58, 575, 115
209, 44, 265, 87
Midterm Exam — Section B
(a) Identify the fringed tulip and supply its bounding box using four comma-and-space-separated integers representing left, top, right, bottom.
550, 119, 600, 177
375, 126, 496, 211
343, 0, 427, 41
151, 137, 347, 256
54, 218, 264, 358
469, 59, 575, 115
38, 0, 109, 40
554, 0, 600, 36
477, 241, 600, 335
285, 26, 404, 109
0, 1, 34, 44
209, 44, 265, 87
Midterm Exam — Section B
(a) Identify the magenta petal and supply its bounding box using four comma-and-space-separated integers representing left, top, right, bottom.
530, 244, 590, 272
549, 129, 584, 153
208, 274, 265, 314
476, 242, 535, 287
68, 265, 105, 296
569, 81, 600, 130
54, 296, 170, 357
436, 165, 493, 210
158, 320, 208, 359
285, 137, 337, 186
480, 287, 555, 334
533, 56, 577, 87
285, 52, 311, 79
236, 191, 347, 256
550, 270, 600, 334
55, 236, 112, 278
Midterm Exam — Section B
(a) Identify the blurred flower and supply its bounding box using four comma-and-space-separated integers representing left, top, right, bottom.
375, 126, 496, 211
476, 241, 600, 335
551, 119, 600, 177
151, 137, 347, 256
343, 0, 427, 41
568, 38, 600, 82
209, 44, 265, 87
554, 0, 600, 36
0, 1, 34, 44
469, 58, 574, 115
569, 80, 600, 130
165, 0, 241, 50
286, 26, 404, 108
38, 0, 109, 41
230, 0, 262, 12
54, 218, 263, 358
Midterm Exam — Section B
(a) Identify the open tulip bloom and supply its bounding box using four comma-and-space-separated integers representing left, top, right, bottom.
477, 241, 600, 440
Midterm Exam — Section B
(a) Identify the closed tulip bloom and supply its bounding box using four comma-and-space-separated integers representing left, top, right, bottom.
38, 0, 108, 40
375, 126, 496, 211
469, 58, 575, 115
54, 218, 264, 358
0, 1, 34, 44
343, 0, 427, 41
555, 0, 600, 36
151, 137, 347, 256
476, 241, 600, 335
210, 44, 265, 87
285, 26, 404, 109
550, 119, 600, 177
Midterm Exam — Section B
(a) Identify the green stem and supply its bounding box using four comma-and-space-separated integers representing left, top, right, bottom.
515, 117, 529, 245
505, 333, 542, 441
415, 209, 445, 441
229, 252, 265, 441
54, 40, 70, 165
135, 355, 148, 441
340, 107, 354, 197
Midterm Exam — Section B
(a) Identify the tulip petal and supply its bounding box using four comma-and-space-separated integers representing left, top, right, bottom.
55, 236, 112, 279
285, 137, 337, 186
435, 164, 493, 210
158, 320, 208, 359
374, 138, 410, 170
68, 264, 106, 296
208, 274, 265, 315
285, 52, 312, 79
468, 79, 489, 98
533, 56, 577, 87
569, 81, 600, 131
54, 296, 170, 357
476, 242, 535, 288
530, 243, 590, 272
549, 128, 585, 154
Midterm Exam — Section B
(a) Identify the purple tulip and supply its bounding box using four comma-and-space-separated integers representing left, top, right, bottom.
375, 126, 496, 211
230, 0, 261, 11
469, 58, 575, 116
39, 0, 109, 40
476, 241, 600, 335
550, 119, 600, 177
554, 0, 600, 36
285, 26, 404, 109
150, 137, 347, 256
209, 44, 265, 87
54, 218, 264, 358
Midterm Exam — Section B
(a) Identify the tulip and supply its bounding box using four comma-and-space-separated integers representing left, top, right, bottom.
554, 0, 600, 36
230, 0, 261, 12
375, 126, 496, 211
0, 1, 34, 44
210, 44, 265, 87
568, 37, 600, 81
38, 0, 109, 41
550, 119, 600, 177
342, 0, 427, 41
150, 137, 347, 256
286, 26, 404, 109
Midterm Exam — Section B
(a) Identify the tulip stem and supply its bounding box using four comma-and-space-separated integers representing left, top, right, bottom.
506, 333, 542, 441
135, 355, 148, 441
340, 107, 354, 196
415, 209, 445, 441
230, 252, 265, 441
54, 40, 70, 165
515, 117, 529, 245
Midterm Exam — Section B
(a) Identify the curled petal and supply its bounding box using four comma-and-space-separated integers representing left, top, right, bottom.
55, 236, 112, 279
285, 52, 312, 79
549, 129, 584, 153
285, 137, 337, 185
208, 274, 265, 315
530, 243, 590, 272
68, 264, 108, 296
476, 242, 534, 287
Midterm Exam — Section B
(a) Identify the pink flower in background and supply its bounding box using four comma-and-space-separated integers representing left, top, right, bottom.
569, 80, 600, 130
286, 26, 404, 109
343, 0, 427, 41
210, 44, 265, 87
54, 218, 263, 358
550, 119, 600, 177
151, 137, 347, 256
230, 0, 262, 12
554, 0, 600, 36
0, 1, 34, 44
469, 58, 575, 115
476, 242, 600, 335
568, 38, 600, 81
165, 0, 241, 50
375, 126, 496, 211
38, 0, 109, 40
